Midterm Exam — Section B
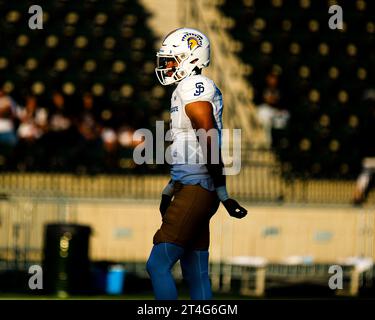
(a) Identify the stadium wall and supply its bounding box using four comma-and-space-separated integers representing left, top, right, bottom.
2, 198, 373, 265
75, 201, 375, 264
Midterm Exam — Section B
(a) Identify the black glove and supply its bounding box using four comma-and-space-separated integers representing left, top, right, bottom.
159, 194, 172, 217
223, 198, 247, 219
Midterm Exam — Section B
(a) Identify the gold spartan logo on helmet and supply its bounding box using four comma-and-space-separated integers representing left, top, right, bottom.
187, 37, 199, 50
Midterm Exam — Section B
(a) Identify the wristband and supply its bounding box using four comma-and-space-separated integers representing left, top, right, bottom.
216, 185, 229, 201
162, 181, 175, 197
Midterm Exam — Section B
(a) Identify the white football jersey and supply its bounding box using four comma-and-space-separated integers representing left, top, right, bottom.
168, 74, 223, 182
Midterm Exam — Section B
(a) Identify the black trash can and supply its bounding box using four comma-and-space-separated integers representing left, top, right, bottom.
42, 223, 92, 295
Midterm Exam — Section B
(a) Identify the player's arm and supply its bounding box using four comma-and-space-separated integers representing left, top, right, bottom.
185, 101, 247, 219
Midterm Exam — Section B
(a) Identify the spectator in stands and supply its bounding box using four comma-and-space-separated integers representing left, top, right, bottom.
48, 91, 73, 133
43, 91, 77, 171
254, 70, 280, 105
265, 71, 279, 91
73, 93, 103, 173
257, 87, 290, 149
17, 95, 48, 140
14, 95, 48, 170
117, 125, 139, 170
79, 92, 102, 126
0, 88, 18, 169
0, 88, 18, 149
101, 128, 119, 173
353, 90, 375, 205
118, 125, 135, 150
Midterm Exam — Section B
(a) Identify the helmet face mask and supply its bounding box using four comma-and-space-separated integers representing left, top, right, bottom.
155, 28, 210, 86
155, 53, 189, 86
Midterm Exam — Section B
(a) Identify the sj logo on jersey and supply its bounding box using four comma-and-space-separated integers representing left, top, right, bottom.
194, 82, 205, 96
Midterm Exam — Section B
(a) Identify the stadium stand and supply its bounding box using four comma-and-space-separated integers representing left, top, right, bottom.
217, 0, 375, 179
0, 0, 171, 174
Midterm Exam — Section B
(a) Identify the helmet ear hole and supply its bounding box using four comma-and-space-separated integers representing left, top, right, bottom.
190, 58, 199, 64
180, 70, 186, 76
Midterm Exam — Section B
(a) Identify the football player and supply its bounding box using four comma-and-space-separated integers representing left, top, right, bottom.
146, 28, 247, 300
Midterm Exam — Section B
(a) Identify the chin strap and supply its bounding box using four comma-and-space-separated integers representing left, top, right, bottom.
169, 66, 202, 85
191, 66, 202, 75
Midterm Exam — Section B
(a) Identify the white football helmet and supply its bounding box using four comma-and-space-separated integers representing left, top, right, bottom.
155, 28, 210, 86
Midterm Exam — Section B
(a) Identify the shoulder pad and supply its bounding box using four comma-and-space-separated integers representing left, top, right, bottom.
177, 75, 216, 106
